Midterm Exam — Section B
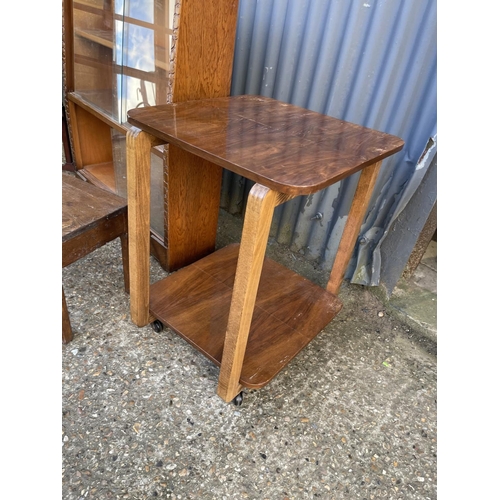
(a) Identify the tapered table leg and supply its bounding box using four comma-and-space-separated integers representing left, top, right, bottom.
126, 128, 164, 326
216, 187, 295, 401
327, 160, 383, 295
217, 184, 281, 402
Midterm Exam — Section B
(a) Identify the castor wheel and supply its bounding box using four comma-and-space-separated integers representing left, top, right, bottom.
151, 320, 164, 333
233, 391, 244, 406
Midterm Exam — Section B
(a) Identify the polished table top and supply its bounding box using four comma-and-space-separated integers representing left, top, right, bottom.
127, 95, 404, 195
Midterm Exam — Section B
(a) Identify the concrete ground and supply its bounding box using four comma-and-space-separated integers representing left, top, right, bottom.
62, 206, 437, 500
372, 241, 437, 346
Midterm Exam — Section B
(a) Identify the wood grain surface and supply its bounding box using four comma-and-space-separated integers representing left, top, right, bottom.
170, 0, 239, 102
128, 95, 404, 195
149, 244, 343, 390
62, 174, 127, 243
165, 146, 222, 270
126, 129, 165, 326
62, 173, 130, 343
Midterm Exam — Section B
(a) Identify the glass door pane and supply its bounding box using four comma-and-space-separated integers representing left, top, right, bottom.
73, 0, 175, 124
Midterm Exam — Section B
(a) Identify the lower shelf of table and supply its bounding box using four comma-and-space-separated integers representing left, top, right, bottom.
149, 243, 343, 389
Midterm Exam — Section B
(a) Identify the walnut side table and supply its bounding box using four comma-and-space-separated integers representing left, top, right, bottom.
126, 96, 404, 404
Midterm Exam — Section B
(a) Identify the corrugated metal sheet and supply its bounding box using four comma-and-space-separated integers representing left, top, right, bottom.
222, 0, 437, 286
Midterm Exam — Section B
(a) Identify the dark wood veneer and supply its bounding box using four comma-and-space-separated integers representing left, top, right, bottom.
149, 244, 343, 388
128, 95, 404, 195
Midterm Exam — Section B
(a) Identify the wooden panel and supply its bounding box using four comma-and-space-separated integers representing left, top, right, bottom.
82, 161, 116, 192
62, 174, 129, 293
149, 244, 343, 389
162, 0, 239, 270
69, 101, 113, 168
150, 230, 168, 269
63, 214, 127, 267
68, 93, 128, 133
62, 174, 128, 268
164, 146, 222, 270
128, 96, 405, 196
171, 0, 239, 102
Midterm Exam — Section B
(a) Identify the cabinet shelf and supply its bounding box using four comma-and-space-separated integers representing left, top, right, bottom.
68, 90, 127, 131
74, 27, 113, 48
80, 161, 116, 193
74, 28, 170, 72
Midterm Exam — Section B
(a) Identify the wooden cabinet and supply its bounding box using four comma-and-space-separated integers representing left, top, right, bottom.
63, 0, 239, 270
